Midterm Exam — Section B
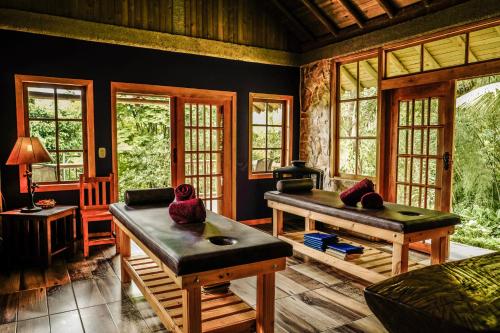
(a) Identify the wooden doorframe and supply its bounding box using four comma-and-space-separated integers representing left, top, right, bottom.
110, 82, 237, 219
379, 81, 456, 211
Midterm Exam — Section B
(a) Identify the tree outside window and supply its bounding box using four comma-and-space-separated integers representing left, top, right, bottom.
337, 57, 378, 178
249, 93, 293, 179
25, 84, 86, 184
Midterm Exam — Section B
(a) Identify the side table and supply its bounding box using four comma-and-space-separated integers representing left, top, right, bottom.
0, 205, 77, 267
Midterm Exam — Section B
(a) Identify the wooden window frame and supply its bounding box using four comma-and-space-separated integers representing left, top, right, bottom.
248, 93, 293, 180
15, 75, 95, 193
333, 56, 379, 181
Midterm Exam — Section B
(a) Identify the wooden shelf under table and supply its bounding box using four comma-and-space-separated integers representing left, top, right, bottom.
280, 231, 426, 285
123, 255, 256, 333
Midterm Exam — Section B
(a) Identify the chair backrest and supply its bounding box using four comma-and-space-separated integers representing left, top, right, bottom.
79, 173, 115, 210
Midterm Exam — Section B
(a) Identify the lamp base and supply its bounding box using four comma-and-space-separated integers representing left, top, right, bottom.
20, 206, 42, 213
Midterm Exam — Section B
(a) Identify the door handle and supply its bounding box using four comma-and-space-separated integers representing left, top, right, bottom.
443, 152, 451, 170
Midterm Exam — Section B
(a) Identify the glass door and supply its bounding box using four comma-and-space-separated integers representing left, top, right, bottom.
175, 97, 232, 216
390, 82, 455, 212
115, 93, 172, 201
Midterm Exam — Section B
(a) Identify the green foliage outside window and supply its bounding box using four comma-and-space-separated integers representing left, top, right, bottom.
452, 75, 500, 250
116, 97, 171, 201
28, 87, 84, 182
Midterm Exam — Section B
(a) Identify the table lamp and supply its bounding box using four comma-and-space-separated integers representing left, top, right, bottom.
6, 137, 52, 212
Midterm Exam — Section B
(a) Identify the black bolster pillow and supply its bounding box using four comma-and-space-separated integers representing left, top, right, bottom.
276, 178, 314, 193
125, 188, 175, 206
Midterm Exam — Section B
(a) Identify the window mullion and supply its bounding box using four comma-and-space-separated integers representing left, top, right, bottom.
54, 87, 61, 182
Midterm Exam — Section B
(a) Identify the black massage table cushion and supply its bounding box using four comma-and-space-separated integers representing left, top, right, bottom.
110, 203, 293, 275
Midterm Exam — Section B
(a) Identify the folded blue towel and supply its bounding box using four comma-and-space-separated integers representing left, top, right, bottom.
327, 243, 364, 254
304, 232, 338, 242
304, 243, 326, 250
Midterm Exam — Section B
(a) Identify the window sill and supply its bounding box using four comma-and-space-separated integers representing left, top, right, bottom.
248, 173, 274, 180
21, 183, 80, 193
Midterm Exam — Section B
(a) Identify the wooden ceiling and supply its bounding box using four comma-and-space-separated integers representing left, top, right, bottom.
270, 0, 471, 51
0, 0, 476, 54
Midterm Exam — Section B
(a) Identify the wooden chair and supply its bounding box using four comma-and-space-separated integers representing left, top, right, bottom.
79, 173, 117, 258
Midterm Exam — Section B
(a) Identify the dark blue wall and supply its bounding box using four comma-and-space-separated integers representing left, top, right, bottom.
0, 29, 300, 221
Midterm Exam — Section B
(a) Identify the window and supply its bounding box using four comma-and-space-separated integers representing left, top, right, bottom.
386, 23, 500, 78
248, 93, 293, 179
15, 75, 95, 192
336, 57, 378, 179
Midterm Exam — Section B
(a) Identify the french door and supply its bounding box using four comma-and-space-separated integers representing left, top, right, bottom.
112, 83, 235, 218
388, 82, 455, 212
175, 97, 232, 216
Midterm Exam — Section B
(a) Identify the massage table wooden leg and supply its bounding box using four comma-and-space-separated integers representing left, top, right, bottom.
305, 217, 315, 232
431, 236, 447, 265
182, 287, 202, 333
256, 272, 275, 333
273, 209, 283, 237
120, 228, 131, 283
391, 242, 409, 275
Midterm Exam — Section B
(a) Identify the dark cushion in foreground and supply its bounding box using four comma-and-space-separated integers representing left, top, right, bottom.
364, 252, 500, 333
110, 203, 293, 275
264, 190, 460, 233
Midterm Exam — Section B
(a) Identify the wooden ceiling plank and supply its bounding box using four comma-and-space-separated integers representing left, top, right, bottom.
271, 0, 315, 41
453, 35, 478, 62
300, 0, 339, 36
420, 45, 441, 68
387, 52, 409, 74
374, 0, 398, 18
336, 0, 366, 28
360, 60, 378, 79
340, 66, 358, 87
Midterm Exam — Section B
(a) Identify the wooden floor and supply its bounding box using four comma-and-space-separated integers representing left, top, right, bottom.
0, 221, 492, 333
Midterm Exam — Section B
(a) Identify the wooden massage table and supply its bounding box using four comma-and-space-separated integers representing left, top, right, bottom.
110, 203, 293, 333
265, 189, 461, 284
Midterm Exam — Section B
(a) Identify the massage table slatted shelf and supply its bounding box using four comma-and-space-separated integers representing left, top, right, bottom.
122, 255, 256, 333
110, 203, 292, 333
282, 231, 426, 281
265, 190, 460, 285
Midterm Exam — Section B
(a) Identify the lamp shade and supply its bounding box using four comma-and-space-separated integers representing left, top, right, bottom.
6, 137, 52, 166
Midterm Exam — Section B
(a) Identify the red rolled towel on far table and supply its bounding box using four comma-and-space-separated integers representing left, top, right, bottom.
169, 198, 206, 224
175, 183, 196, 201
339, 178, 374, 206
360, 192, 384, 209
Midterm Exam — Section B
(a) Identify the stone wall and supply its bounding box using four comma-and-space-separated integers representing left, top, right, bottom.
299, 60, 357, 192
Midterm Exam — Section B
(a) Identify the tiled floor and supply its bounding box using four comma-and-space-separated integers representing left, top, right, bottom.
0, 222, 492, 333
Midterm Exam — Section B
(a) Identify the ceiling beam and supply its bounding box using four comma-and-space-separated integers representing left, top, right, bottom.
300, 0, 339, 36
336, 0, 366, 28
271, 0, 315, 41
301, 0, 471, 52
387, 52, 409, 74
374, 0, 398, 19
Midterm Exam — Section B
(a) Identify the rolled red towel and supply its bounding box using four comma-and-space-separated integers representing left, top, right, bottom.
360, 192, 384, 209
175, 183, 196, 201
339, 178, 375, 206
169, 198, 206, 224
